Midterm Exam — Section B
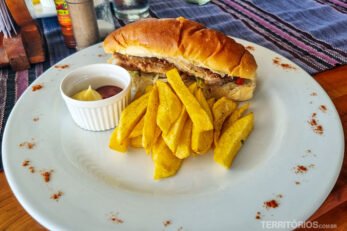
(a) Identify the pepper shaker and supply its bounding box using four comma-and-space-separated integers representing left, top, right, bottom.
66, 0, 99, 50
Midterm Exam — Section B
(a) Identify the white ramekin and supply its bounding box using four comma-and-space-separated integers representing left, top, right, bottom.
60, 64, 131, 131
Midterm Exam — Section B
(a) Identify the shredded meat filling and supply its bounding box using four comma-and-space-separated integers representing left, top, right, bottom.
113, 53, 228, 85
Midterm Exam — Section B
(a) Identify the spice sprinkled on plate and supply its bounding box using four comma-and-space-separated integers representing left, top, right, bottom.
314, 125, 324, 135
41, 170, 53, 183
50, 191, 63, 201
295, 165, 308, 174
272, 57, 296, 70
32, 84, 43, 92
19, 141, 36, 149
310, 92, 317, 96
21, 160, 37, 173
22, 160, 30, 167
163, 220, 172, 227
273, 57, 280, 65
264, 199, 279, 209
255, 211, 262, 220
308, 114, 324, 135
109, 213, 124, 224
295, 181, 301, 185
29, 166, 35, 173
280, 63, 296, 70
319, 105, 327, 112
309, 118, 317, 126
54, 64, 70, 70
294, 164, 315, 174
33, 117, 39, 122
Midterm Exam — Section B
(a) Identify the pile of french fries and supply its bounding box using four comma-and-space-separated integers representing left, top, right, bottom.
109, 69, 254, 180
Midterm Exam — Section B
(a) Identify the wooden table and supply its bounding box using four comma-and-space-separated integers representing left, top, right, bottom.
1, 65, 347, 230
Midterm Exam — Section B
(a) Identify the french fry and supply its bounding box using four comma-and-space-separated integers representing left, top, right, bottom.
129, 116, 144, 138
222, 103, 250, 133
175, 118, 193, 159
214, 113, 254, 168
116, 93, 149, 143
152, 137, 183, 180
109, 127, 129, 153
143, 85, 160, 154
130, 135, 143, 148
162, 107, 188, 153
166, 69, 213, 131
156, 80, 182, 134
212, 97, 237, 146
191, 89, 213, 154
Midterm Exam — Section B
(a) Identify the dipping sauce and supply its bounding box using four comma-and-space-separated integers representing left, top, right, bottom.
72, 85, 102, 101
72, 85, 123, 101
96, 85, 123, 99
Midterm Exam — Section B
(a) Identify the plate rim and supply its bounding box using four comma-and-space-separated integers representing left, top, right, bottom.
2, 40, 345, 230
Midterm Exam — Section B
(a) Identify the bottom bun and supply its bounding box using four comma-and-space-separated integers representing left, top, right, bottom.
203, 81, 256, 101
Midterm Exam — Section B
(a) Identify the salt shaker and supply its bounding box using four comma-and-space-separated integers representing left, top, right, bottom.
66, 0, 99, 50
94, 0, 115, 38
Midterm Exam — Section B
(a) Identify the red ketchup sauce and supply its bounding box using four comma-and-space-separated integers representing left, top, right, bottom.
96, 85, 123, 99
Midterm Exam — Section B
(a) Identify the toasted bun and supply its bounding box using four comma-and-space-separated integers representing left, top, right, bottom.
104, 17, 257, 80
204, 81, 256, 101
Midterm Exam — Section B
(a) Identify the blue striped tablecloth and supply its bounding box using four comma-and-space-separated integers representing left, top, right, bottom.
1, 0, 347, 169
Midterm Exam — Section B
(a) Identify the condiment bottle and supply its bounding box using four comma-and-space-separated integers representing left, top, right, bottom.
66, 0, 99, 50
54, 0, 76, 48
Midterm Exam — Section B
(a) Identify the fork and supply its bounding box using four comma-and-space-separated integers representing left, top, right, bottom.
0, 0, 17, 38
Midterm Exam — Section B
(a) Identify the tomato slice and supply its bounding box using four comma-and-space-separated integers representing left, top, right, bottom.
235, 78, 244, 85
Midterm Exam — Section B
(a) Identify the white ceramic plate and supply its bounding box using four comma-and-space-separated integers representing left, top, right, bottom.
3, 40, 344, 231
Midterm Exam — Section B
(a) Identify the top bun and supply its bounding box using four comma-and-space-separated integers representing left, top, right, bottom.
104, 17, 257, 80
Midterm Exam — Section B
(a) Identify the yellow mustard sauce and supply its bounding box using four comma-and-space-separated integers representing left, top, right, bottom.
72, 85, 102, 101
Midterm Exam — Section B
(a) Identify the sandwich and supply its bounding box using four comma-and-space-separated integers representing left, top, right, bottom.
103, 17, 257, 101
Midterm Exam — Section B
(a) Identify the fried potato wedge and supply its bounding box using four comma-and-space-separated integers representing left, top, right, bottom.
156, 80, 182, 135
213, 97, 237, 146
116, 93, 149, 143
143, 85, 160, 154
175, 118, 193, 159
129, 116, 144, 138
162, 107, 188, 153
109, 127, 129, 153
166, 69, 213, 131
130, 135, 143, 148
222, 103, 250, 133
191, 89, 213, 154
214, 113, 254, 168
192, 128, 213, 154
152, 137, 183, 180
